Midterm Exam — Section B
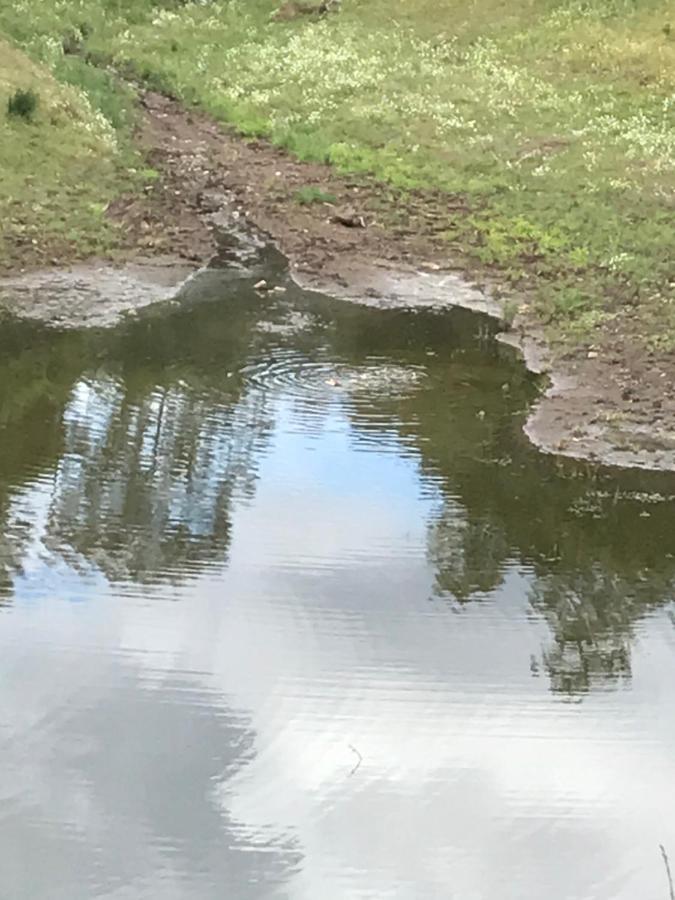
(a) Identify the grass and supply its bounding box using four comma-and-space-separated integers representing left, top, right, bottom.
294, 185, 337, 205
0, 0, 673, 345
0, 38, 140, 271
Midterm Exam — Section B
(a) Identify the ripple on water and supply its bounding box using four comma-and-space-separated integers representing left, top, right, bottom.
240, 349, 427, 442
242, 349, 425, 396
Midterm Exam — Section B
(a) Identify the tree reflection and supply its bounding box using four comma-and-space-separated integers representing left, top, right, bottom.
43, 374, 271, 583
0, 321, 85, 600
0, 281, 275, 591
423, 459, 675, 694
427, 511, 509, 601
528, 558, 675, 692
333, 301, 675, 696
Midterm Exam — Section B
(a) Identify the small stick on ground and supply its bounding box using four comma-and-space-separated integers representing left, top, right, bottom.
348, 744, 363, 776
661, 844, 675, 900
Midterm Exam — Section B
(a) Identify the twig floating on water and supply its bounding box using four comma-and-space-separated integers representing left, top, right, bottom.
661, 844, 675, 900
348, 744, 363, 777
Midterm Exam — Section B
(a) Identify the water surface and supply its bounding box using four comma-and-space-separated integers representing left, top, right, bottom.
1, 252, 674, 900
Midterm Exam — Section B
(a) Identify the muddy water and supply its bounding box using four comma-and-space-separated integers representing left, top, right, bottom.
1, 251, 675, 900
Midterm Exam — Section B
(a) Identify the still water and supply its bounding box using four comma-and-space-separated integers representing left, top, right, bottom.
1, 251, 674, 900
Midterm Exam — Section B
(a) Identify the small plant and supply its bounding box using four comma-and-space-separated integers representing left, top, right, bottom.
7, 88, 38, 122
294, 186, 337, 205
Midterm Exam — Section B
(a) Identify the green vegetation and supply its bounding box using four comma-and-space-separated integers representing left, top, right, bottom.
294, 185, 337, 205
7, 87, 39, 120
0, 38, 139, 271
0, 0, 673, 343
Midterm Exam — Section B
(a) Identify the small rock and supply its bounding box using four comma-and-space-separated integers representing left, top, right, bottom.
587, 350, 598, 359
325, 378, 340, 387
332, 210, 366, 228
476, 410, 486, 420
254, 279, 269, 291
273, 286, 287, 293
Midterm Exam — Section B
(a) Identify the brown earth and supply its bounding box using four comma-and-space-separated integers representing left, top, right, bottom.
2, 89, 675, 471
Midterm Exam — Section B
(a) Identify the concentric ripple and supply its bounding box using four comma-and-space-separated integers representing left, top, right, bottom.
241, 348, 426, 401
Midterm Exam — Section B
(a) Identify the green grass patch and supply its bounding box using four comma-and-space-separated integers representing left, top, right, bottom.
0, 37, 140, 271
294, 185, 337, 205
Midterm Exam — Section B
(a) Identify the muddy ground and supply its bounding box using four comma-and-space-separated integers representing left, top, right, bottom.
1, 90, 675, 471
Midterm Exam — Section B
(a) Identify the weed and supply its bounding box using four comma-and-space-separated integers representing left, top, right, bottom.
141, 167, 160, 182
294, 185, 337, 205
7, 87, 38, 120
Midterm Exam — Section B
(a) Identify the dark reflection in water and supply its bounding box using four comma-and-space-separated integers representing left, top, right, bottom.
0, 250, 674, 899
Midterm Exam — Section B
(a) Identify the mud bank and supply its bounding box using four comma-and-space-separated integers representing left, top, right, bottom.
0, 259, 195, 328
1, 90, 673, 473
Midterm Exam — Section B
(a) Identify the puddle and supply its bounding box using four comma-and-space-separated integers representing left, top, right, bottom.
0, 250, 674, 899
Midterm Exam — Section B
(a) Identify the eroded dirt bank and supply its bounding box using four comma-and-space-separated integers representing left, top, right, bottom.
1, 91, 674, 471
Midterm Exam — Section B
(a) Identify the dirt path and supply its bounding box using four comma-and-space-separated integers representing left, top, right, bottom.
2, 90, 675, 471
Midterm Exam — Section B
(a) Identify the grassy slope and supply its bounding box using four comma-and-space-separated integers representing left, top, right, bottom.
1, 0, 674, 344
0, 36, 140, 271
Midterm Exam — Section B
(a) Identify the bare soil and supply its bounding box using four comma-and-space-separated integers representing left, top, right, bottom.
2, 89, 675, 471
